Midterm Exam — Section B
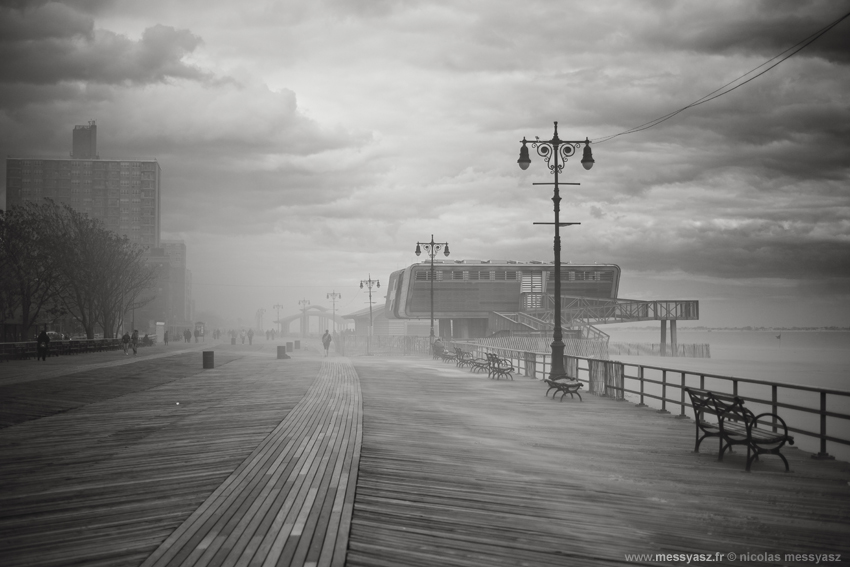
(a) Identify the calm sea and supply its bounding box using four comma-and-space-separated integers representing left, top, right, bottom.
604, 329, 850, 462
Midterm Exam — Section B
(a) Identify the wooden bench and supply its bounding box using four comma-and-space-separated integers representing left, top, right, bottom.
685, 387, 794, 472
543, 376, 583, 402
454, 349, 476, 369
486, 353, 514, 380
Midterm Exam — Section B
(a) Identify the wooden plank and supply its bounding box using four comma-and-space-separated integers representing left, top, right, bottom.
346, 356, 850, 567
140, 358, 362, 567
0, 345, 323, 567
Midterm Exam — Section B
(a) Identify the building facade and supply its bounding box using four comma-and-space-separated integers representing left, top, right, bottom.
6, 122, 161, 248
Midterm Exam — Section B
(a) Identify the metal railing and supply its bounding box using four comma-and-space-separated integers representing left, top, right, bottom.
447, 340, 850, 460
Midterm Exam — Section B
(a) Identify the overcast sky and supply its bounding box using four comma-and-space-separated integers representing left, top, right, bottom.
1, 0, 849, 328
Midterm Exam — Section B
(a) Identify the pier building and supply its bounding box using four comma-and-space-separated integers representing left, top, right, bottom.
385, 260, 699, 345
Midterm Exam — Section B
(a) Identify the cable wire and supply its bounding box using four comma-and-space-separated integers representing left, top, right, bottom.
592, 10, 850, 144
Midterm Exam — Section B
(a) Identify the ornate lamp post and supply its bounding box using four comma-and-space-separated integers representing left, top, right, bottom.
272, 303, 284, 336
298, 299, 310, 337
327, 291, 341, 333
517, 121, 594, 380
360, 275, 380, 356
415, 235, 450, 344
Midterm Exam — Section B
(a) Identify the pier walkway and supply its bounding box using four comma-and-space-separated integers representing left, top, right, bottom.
1, 342, 848, 566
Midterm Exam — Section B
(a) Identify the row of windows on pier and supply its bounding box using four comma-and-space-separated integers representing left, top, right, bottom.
414, 270, 609, 283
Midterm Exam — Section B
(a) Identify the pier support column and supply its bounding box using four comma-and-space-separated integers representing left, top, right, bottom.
660, 320, 667, 357
670, 320, 678, 357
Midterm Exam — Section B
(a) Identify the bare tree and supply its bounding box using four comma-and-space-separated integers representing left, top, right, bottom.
97, 242, 159, 338
0, 202, 64, 339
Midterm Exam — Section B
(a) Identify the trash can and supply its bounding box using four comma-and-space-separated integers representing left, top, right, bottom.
277, 345, 290, 359
294, 340, 301, 350
287, 341, 294, 352
202, 351, 214, 369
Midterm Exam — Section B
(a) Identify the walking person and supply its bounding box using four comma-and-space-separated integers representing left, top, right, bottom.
248, 328, 254, 345
122, 331, 131, 355
37, 328, 50, 361
131, 329, 139, 355
164, 330, 169, 346
240, 329, 246, 344
322, 330, 332, 357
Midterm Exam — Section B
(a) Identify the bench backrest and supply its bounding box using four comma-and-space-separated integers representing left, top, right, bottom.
685, 387, 752, 427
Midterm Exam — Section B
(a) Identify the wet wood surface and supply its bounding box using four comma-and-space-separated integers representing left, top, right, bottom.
347, 357, 850, 566
1, 345, 848, 567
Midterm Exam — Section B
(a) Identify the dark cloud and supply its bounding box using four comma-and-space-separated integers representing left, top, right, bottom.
0, 4, 215, 85
644, 1, 850, 64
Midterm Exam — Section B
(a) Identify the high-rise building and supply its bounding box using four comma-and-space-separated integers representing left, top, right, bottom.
72, 120, 98, 159
5, 123, 161, 248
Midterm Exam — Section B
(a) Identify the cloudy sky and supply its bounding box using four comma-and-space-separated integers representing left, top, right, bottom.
1, 0, 849, 328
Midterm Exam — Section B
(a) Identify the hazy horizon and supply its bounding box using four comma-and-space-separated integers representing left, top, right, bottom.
2, 1, 849, 329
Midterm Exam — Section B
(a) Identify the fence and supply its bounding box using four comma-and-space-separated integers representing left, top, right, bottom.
0, 338, 124, 362
447, 339, 850, 461
337, 334, 850, 459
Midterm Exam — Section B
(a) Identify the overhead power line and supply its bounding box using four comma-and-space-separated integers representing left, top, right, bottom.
592, 10, 850, 145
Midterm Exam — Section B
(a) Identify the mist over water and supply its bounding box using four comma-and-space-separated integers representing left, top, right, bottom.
606, 329, 850, 462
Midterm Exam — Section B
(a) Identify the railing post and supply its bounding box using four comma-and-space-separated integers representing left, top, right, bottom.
772, 385, 778, 433
657, 369, 670, 414
636, 366, 647, 407
811, 391, 835, 460
676, 372, 688, 419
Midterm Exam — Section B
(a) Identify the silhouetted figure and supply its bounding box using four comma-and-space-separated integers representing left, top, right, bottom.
37, 329, 50, 361
164, 330, 169, 345
322, 330, 332, 357
131, 330, 139, 355
248, 328, 254, 345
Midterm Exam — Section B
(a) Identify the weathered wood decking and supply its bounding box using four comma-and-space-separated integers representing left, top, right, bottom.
1, 344, 849, 566
141, 359, 361, 567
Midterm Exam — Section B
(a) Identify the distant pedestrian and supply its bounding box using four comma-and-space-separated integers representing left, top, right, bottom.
37, 329, 50, 361
240, 329, 246, 344
131, 330, 139, 355
322, 330, 332, 357
122, 331, 131, 355
248, 328, 254, 345
194, 328, 199, 343
164, 330, 169, 345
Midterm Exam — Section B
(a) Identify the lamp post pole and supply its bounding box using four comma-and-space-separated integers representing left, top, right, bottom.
327, 291, 341, 333
273, 303, 284, 336
298, 299, 310, 338
415, 235, 450, 344
360, 276, 380, 356
517, 121, 595, 380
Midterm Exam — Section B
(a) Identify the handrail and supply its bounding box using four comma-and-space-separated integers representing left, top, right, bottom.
446, 339, 850, 460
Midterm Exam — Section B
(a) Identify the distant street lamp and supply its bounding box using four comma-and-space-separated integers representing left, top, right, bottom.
414, 235, 450, 344
360, 275, 380, 356
327, 291, 341, 333
273, 303, 284, 336
298, 299, 310, 337
517, 121, 594, 381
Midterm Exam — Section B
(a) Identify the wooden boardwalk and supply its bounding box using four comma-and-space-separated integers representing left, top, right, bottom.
1, 345, 849, 566
347, 357, 850, 566
141, 358, 361, 567
0, 344, 324, 566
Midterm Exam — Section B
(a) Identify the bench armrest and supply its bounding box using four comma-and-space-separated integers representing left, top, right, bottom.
750, 412, 794, 446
